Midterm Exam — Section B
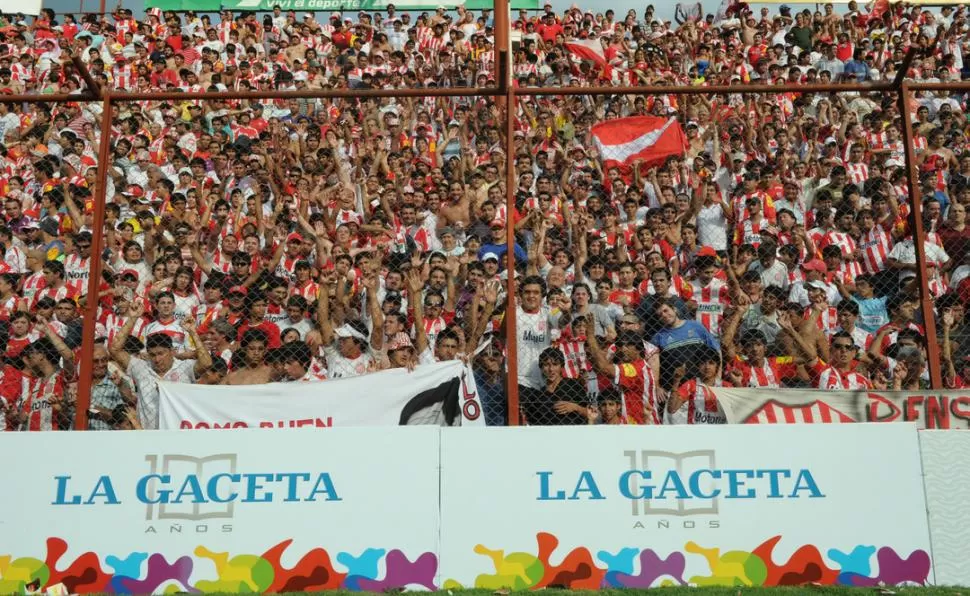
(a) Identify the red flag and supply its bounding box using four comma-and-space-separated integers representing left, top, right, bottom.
591, 116, 688, 173
565, 39, 607, 69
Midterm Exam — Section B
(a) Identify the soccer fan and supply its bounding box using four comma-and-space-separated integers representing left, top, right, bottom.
0, 0, 966, 430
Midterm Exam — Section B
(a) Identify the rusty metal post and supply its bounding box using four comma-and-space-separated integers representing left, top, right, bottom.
74, 94, 113, 430
495, 0, 518, 426
897, 81, 943, 389
70, 55, 102, 99
504, 84, 519, 426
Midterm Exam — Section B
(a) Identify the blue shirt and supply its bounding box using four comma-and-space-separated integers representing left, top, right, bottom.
478, 242, 527, 269
652, 320, 720, 352
852, 295, 889, 333
474, 369, 507, 426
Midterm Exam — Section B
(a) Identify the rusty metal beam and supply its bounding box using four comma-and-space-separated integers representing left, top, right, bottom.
898, 80, 944, 389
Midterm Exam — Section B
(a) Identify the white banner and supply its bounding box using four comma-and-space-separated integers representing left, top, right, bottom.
438, 424, 933, 589
158, 361, 484, 430
0, 0, 42, 14
920, 431, 970, 586
715, 387, 970, 429
0, 427, 441, 594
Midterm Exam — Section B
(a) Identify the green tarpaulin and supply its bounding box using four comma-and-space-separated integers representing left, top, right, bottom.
148, 0, 538, 11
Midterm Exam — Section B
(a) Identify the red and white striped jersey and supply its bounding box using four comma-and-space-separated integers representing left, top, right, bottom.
875, 321, 925, 352
63, 254, 91, 296
10, 63, 33, 84
866, 131, 888, 150
0, 295, 23, 321
811, 362, 872, 390
820, 230, 857, 258
828, 261, 865, 285
859, 226, 893, 273
559, 339, 591, 380
806, 305, 839, 337
195, 302, 224, 333
101, 312, 146, 346
31, 284, 78, 308
733, 355, 798, 388
667, 378, 727, 425
735, 218, 768, 248
8, 369, 72, 431
610, 359, 661, 425
689, 278, 731, 336
845, 162, 869, 185
419, 36, 446, 56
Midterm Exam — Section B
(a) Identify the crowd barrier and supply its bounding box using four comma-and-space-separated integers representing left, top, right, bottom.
0, 423, 964, 592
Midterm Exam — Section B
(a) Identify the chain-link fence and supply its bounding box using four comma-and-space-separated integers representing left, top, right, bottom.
2, 7, 968, 431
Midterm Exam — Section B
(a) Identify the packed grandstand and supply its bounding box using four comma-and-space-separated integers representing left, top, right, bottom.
0, 0, 967, 431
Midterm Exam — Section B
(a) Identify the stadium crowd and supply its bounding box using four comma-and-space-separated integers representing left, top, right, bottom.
0, 0, 968, 430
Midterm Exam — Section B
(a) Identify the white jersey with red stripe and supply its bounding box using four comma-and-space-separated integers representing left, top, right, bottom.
421, 316, 448, 348
292, 280, 320, 301
735, 218, 768, 247
195, 302, 224, 332
666, 378, 727, 425
4, 245, 26, 274
141, 318, 189, 351
689, 278, 731, 336
173, 291, 202, 322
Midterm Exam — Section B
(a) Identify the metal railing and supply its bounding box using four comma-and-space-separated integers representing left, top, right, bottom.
1, 0, 960, 428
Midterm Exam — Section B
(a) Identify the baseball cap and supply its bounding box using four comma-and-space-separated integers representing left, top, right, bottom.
228, 285, 248, 296
39, 217, 60, 236
482, 252, 499, 262
801, 259, 826, 272
386, 332, 414, 352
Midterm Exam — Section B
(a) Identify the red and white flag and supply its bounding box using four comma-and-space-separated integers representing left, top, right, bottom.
565, 39, 607, 68
591, 115, 688, 172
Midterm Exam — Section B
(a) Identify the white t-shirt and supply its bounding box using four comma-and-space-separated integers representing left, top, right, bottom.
514, 305, 554, 389
323, 344, 373, 379
127, 357, 197, 429
887, 239, 949, 280
696, 203, 729, 251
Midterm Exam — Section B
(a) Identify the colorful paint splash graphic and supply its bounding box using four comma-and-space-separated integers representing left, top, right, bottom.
0, 534, 930, 593
0, 538, 437, 594
442, 533, 931, 590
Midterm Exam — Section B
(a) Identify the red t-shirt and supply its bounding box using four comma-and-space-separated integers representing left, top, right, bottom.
237, 320, 282, 348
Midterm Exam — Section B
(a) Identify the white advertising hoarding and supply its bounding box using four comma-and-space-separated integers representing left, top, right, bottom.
919, 431, 970, 587
0, 428, 441, 594
439, 424, 933, 589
